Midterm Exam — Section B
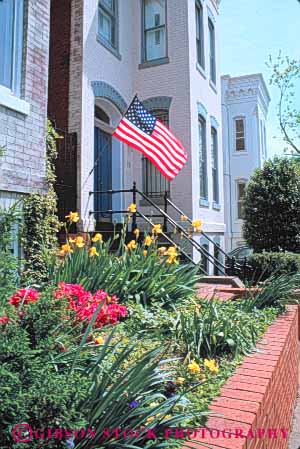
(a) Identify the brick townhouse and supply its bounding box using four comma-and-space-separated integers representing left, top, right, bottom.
0, 0, 51, 238
48, 0, 225, 272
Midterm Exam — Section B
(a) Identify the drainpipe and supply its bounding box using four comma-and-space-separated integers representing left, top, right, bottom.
222, 102, 233, 251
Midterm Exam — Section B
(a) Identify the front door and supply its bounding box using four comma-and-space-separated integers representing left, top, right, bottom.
94, 127, 112, 220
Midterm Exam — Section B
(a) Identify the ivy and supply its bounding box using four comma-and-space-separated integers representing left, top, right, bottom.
21, 121, 61, 286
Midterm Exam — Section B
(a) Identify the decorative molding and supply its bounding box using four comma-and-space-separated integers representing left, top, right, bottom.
197, 102, 208, 118
142, 96, 172, 111
210, 115, 219, 129
91, 81, 128, 114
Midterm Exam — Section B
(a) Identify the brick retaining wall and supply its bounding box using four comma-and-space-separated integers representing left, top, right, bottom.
187, 305, 300, 449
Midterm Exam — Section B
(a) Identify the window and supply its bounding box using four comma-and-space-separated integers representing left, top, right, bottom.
195, 1, 204, 69
98, 0, 118, 50
235, 118, 246, 151
208, 18, 216, 84
237, 181, 246, 220
143, 0, 167, 62
201, 244, 209, 274
0, 0, 24, 95
211, 127, 219, 203
198, 115, 207, 200
142, 109, 170, 197
95, 105, 110, 124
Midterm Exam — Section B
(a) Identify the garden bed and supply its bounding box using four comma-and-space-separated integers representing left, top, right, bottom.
186, 305, 300, 449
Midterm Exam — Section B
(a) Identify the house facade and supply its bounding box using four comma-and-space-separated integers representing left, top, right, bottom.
0, 0, 51, 213
49, 0, 225, 272
221, 74, 271, 251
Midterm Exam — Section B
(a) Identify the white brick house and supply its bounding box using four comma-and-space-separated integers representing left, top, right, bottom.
51, 0, 225, 272
221, 74, 271, 251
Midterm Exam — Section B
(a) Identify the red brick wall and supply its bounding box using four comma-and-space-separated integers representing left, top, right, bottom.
187, 305, 300, 449
47, 0, 72, 130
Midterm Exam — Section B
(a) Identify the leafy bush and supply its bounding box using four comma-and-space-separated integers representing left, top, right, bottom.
0, 204, 21, 304
49, 230, 198, 307
243, 157, 300, 253
247, 251, 300, 281
175, 300, 277, 360
21, 121, 60, 287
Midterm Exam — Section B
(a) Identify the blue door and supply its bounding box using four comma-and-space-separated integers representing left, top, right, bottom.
94, 127, 112, 220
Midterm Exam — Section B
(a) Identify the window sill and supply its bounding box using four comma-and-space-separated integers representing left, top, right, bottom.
233, 151, 248, 155
212, 202, 221, 211
0, 85, 30, 115
97, 34, 121, 60
199, 198, 210, 208
196, 63, 206, 79
209, 80, 217, 94
139, 57, 170, 70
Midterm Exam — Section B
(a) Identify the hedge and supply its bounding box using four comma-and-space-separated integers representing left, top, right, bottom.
246, 252, 300, 282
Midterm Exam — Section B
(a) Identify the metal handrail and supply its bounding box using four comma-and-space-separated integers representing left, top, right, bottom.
89, 183, 226, 275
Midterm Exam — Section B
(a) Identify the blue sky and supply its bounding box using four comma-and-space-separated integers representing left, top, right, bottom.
220, 0, 300, 156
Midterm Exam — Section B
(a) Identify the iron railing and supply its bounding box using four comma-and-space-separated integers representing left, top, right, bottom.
89, 182, 247, 277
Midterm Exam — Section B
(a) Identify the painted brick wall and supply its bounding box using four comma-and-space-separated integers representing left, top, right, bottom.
186, 305, 300, 449
48, 0, 72, 130
0, 0, 50, 195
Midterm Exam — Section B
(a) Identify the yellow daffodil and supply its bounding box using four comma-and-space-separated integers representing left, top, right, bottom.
75, 236, 85, 248
152, 224, 162, 234
176, 377, 185, 385
157, 246, 167, 256
166, 256, 179, 264
144, 235, 152, 247
60, 244, 73, 255
204, 359, 219, 374
128, 203, 137, 213
192, 219, 203, 233
127, 240, 137, 250
188, 360, 201, 374
201, 374, 207, 381
94, 336, 104, 345
69, 238, 76, 243
143, 250, 148, 257
164, 414, 172, 420
180, 215, 188, 222
166, 246, 178, 256
133, 228, 140, 238
89, 246, 99, 257
92, 233, 103, 243
65, 211, 79, 223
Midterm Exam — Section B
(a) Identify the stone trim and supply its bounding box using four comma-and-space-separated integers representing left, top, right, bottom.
91, 81, 128, 114
142, 96, 172, 111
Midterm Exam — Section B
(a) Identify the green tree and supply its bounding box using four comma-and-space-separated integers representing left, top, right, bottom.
243, 157, 300, 253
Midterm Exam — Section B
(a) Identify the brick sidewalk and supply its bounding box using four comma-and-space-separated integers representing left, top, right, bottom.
196, 283, 237, 301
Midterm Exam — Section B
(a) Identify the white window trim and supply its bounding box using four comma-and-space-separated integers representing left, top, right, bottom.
233, 116, 247, 154
0, 85, 30, 115
141, 0, 168, 65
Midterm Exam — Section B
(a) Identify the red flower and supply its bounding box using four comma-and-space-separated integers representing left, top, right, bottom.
53, 283, 127, 329
0, 316, 9, 325
9, 288, 40, 308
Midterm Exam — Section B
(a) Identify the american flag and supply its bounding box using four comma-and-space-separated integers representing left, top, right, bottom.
113, 96, 188, 180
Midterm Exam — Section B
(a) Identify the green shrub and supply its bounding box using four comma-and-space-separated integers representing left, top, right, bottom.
49, 233, 198, 307
243, 157, 300, 253
247, 251, 300, 281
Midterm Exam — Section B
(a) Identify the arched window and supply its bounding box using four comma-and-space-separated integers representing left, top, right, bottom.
237, 180, 247, 219
95, 105, 110, 124
142, 109, 170, 197
198, 115, 207, 200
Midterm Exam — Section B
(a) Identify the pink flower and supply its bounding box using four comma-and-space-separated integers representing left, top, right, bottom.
0, 316, 9, 325
9, 288, 40, 308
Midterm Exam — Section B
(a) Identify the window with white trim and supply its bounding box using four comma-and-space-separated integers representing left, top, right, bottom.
98, 0, 118, 50
195, 1, 204, 69
237, 180, 246, 219
235, 118, 246, 152
0, 0, 24, 96
208, 18, 216, 84
211, 126, 219, 203
198, 115, 207, 200
143, 0, 167, 62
